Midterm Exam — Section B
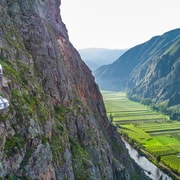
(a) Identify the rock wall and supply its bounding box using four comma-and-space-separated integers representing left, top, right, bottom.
0, 0, 147, 179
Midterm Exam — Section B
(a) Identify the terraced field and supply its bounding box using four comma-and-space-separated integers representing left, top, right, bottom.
102, 91, 180, 177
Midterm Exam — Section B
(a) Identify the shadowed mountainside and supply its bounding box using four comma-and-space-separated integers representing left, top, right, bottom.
95, 28, 180, 119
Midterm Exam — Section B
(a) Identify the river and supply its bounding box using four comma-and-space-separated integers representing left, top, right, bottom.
122, 138, 172, 180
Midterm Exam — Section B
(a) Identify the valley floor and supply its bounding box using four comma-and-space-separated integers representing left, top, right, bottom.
102, 91, 180, 179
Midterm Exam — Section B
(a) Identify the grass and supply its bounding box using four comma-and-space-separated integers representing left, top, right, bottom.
102, 91, 167, 121
102, 91, 180, 176
161, 154, 180, 175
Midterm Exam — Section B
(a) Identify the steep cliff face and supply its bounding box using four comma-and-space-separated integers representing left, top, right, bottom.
0, 0, 146, 179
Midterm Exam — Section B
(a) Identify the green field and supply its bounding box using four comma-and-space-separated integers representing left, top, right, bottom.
102, 91, 180, 176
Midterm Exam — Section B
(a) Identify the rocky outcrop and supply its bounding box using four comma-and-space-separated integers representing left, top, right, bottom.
0, 0, 147, 179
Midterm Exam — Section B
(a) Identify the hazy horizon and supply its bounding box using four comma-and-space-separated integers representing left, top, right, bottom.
61, 0, 180, 49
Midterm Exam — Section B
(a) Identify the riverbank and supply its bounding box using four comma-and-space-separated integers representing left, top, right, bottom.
140, 148, 180, 180
121, 137, 172, 180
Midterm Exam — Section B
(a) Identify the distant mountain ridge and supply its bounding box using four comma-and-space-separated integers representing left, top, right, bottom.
78, 48, 127, 71
95, 28, 180, 119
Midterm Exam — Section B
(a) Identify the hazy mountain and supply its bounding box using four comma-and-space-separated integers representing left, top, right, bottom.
78, 48, 127, 70
95, 28, 180, 119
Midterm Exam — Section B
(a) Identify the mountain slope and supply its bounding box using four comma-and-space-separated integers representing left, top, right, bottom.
0, 0, 147, 179
79, 48, 127, 71
95, 29, 180, 119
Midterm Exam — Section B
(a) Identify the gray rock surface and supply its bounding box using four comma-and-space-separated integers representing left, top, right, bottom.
0, 0, 148, 179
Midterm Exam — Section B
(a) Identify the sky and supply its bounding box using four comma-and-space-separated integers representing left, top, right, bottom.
61, 0, 180, 49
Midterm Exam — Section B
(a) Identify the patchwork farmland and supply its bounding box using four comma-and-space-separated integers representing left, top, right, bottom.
102, 91, 180, 177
